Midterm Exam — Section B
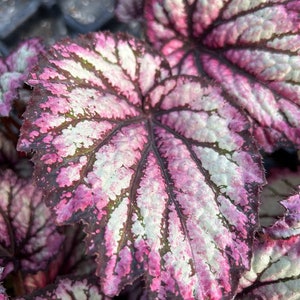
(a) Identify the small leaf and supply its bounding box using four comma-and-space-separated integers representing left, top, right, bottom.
0, 39, 44, 116
237, 233, 300, 299
0, 170, 64, 275
265, 186, 300, 239
17, 276, 107, 300
18, 32, 264, 299
260, 166, 300, 227
145, 0, 300, 151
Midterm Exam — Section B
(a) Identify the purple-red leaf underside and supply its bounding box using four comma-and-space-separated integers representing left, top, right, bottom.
18, 32, 264, 299
145, 0, 300, 152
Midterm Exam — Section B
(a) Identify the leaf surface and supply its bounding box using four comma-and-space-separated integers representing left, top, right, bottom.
145, 0, 300, 151
0, 39, 44, 116
18, 32, 264, 299
0, 170, 64, 275
17, 276, 107, 300
237, 188, 300, 299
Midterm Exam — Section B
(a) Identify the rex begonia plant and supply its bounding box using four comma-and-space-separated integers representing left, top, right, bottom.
0, 0, 299, 299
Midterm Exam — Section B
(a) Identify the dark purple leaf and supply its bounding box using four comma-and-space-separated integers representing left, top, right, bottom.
0, 170, 64, 276
17, 276, 107, 300
0, 39, 44, 116
145, 0, 300, 152
23, 224, 96, 294
0, 132, 33, 178
17, 32, 265, 299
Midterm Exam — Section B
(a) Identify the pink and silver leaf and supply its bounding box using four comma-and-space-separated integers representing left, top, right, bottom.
260, 166, 300, 227
17, 276, 108, 300
17, 31, 265, 299
237, 234, 300, 299
145, 0, 300, 152
0, 38, 44, 116
0, 169, 64, 275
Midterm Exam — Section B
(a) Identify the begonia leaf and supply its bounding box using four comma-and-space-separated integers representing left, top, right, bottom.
265, 186, 300, 239
0, 38, 44, 116
260, 167, 300, 227
17, 32, 264, 299
17, 276, 107, 300
0, 170, 64, 276
145, 0, 300, 152
237, 219, 300, 298
23, 224, 96, 294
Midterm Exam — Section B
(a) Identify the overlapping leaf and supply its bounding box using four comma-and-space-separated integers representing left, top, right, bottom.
18, 276, 106, 300
18, 32, 264, 299
0, 170, 64, 276
0, 39, 44, 116
265, 186, 300, 239
237, 188, 300, 299
144, 0, 300, 151
237, 235, 300, 299
23, 224, 96, 294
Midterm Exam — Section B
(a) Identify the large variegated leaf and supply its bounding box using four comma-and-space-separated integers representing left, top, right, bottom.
144, 0, 300, 152
17, 32, 264, 299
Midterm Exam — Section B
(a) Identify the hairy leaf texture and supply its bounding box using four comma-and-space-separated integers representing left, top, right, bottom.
0, 39, 44, 116
18, 32, 264, 299
145, 0, 300, 152
0, 170, 64, 276
237, 192, 300, 300
260, 167, 300, 227
17, 276, 107, 300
